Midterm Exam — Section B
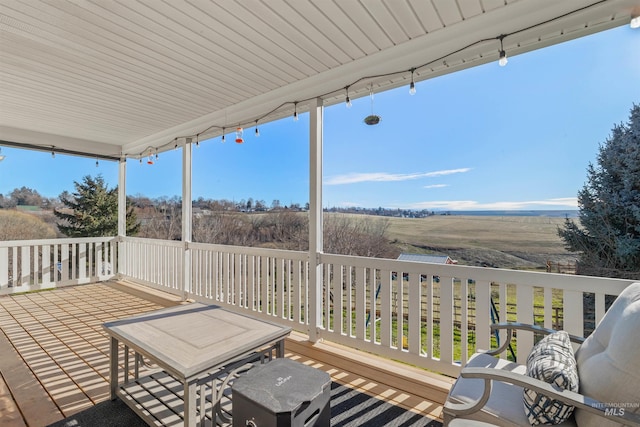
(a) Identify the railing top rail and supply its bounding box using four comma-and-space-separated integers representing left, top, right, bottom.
188, 241, 309, 260
320, 252, 636, 294
120, 237, 309, 260
121, 236, 185, 248
0, 236, 117, 248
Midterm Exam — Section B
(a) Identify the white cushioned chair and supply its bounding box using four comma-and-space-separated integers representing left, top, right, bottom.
443, 282, 640, 426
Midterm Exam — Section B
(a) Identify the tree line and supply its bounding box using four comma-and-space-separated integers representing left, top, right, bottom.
0, 177, 398, 258
1, 187, 434, 219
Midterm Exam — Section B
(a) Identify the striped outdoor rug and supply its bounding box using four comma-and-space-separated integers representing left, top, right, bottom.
48, 382, 442, 427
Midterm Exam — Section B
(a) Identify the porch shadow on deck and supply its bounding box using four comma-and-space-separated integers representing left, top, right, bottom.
0, 281, 446, 427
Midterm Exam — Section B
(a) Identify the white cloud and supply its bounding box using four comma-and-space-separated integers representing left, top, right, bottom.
325, 168, 471, 185
424, 168, 471, 177
400, 197, 578, 210
423, 184, 449, 189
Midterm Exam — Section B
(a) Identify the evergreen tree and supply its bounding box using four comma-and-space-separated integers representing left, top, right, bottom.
558, 104, 640, 277
55, 175, 140, 237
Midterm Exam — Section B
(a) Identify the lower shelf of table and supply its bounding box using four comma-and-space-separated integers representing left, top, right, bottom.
117, 370, 234, 427
113, 342, 281, 426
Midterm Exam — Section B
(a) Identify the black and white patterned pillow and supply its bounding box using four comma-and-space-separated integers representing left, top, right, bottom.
523, 330, 579, 425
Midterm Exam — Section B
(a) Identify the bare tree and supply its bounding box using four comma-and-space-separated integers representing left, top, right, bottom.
324, 214, 397, 258
137, 197, 182, 240
251, 211, 308, 250
135, 198, 397, 258
9, 186, 43, 207
193, 212, 253, 246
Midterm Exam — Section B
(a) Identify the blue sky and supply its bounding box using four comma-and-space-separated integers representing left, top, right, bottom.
1, 26, 638, 210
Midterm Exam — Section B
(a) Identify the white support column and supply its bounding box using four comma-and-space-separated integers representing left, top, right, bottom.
182, 139, 193, 300
309, 98, 323, 342
117, 159, 126, 277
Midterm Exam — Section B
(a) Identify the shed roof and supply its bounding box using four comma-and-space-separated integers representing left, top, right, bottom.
398, 253, 454, 264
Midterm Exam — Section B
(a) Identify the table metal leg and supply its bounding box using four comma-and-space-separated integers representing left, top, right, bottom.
109, 337, 118, 400
184, 379, 197, 427
276, 339, 285, 358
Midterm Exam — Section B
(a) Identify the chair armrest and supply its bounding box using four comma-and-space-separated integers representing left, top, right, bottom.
453, 367, 640, 426
486, 322, 585, 356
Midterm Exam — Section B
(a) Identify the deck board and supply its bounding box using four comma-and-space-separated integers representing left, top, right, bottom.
0, 330, 61, 427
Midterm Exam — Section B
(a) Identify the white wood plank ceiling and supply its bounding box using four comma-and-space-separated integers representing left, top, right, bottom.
1, 0, 638, 159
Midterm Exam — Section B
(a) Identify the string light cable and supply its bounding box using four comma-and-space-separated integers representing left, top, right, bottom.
110, 0, 611, 160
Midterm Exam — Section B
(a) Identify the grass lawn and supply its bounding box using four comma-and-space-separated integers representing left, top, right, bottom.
326, 280, 566, 363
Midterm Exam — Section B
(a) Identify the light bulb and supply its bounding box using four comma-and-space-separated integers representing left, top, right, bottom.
497, 35, 508, 67
222, 128, 226, 143
631, 16, 640, 29
346, 96, 352, 108
51, 151, 55, 158
255, 127, 260, 137
293, 102, 298, 121
409, 69, 416, 95
499, 50, 508, 67
95, 160, 99, 167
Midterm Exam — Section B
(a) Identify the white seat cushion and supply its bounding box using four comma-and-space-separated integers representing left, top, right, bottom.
446, 352, 577, 427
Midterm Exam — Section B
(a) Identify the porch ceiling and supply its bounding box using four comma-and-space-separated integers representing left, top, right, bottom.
1, 0, 637, 160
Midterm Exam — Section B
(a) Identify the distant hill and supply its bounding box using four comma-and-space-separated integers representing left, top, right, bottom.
434, 210, 578, 218
340, 213, 578, 271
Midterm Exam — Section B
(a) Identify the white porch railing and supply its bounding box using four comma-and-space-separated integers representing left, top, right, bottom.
0, 237, 117, 294
317, 253, 633, 376
119, 237, 184, 295
188, 242, 309, 329
117, 238, 631, 377
2, 236, 635, 377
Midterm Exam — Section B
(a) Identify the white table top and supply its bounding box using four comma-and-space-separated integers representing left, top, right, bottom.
103, 303, 291, 379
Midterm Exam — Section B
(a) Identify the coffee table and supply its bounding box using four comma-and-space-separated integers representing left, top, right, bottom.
103, 303, 291, 427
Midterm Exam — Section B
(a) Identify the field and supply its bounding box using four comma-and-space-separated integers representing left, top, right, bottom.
322, 213, 579, 360
347, 213, 576, 270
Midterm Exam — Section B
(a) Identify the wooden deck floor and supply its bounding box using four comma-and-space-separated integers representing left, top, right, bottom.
0, 281, 451, 426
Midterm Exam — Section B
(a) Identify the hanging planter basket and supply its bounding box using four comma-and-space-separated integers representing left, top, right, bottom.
364, 85, 381, 125
364, 114, 381, 125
